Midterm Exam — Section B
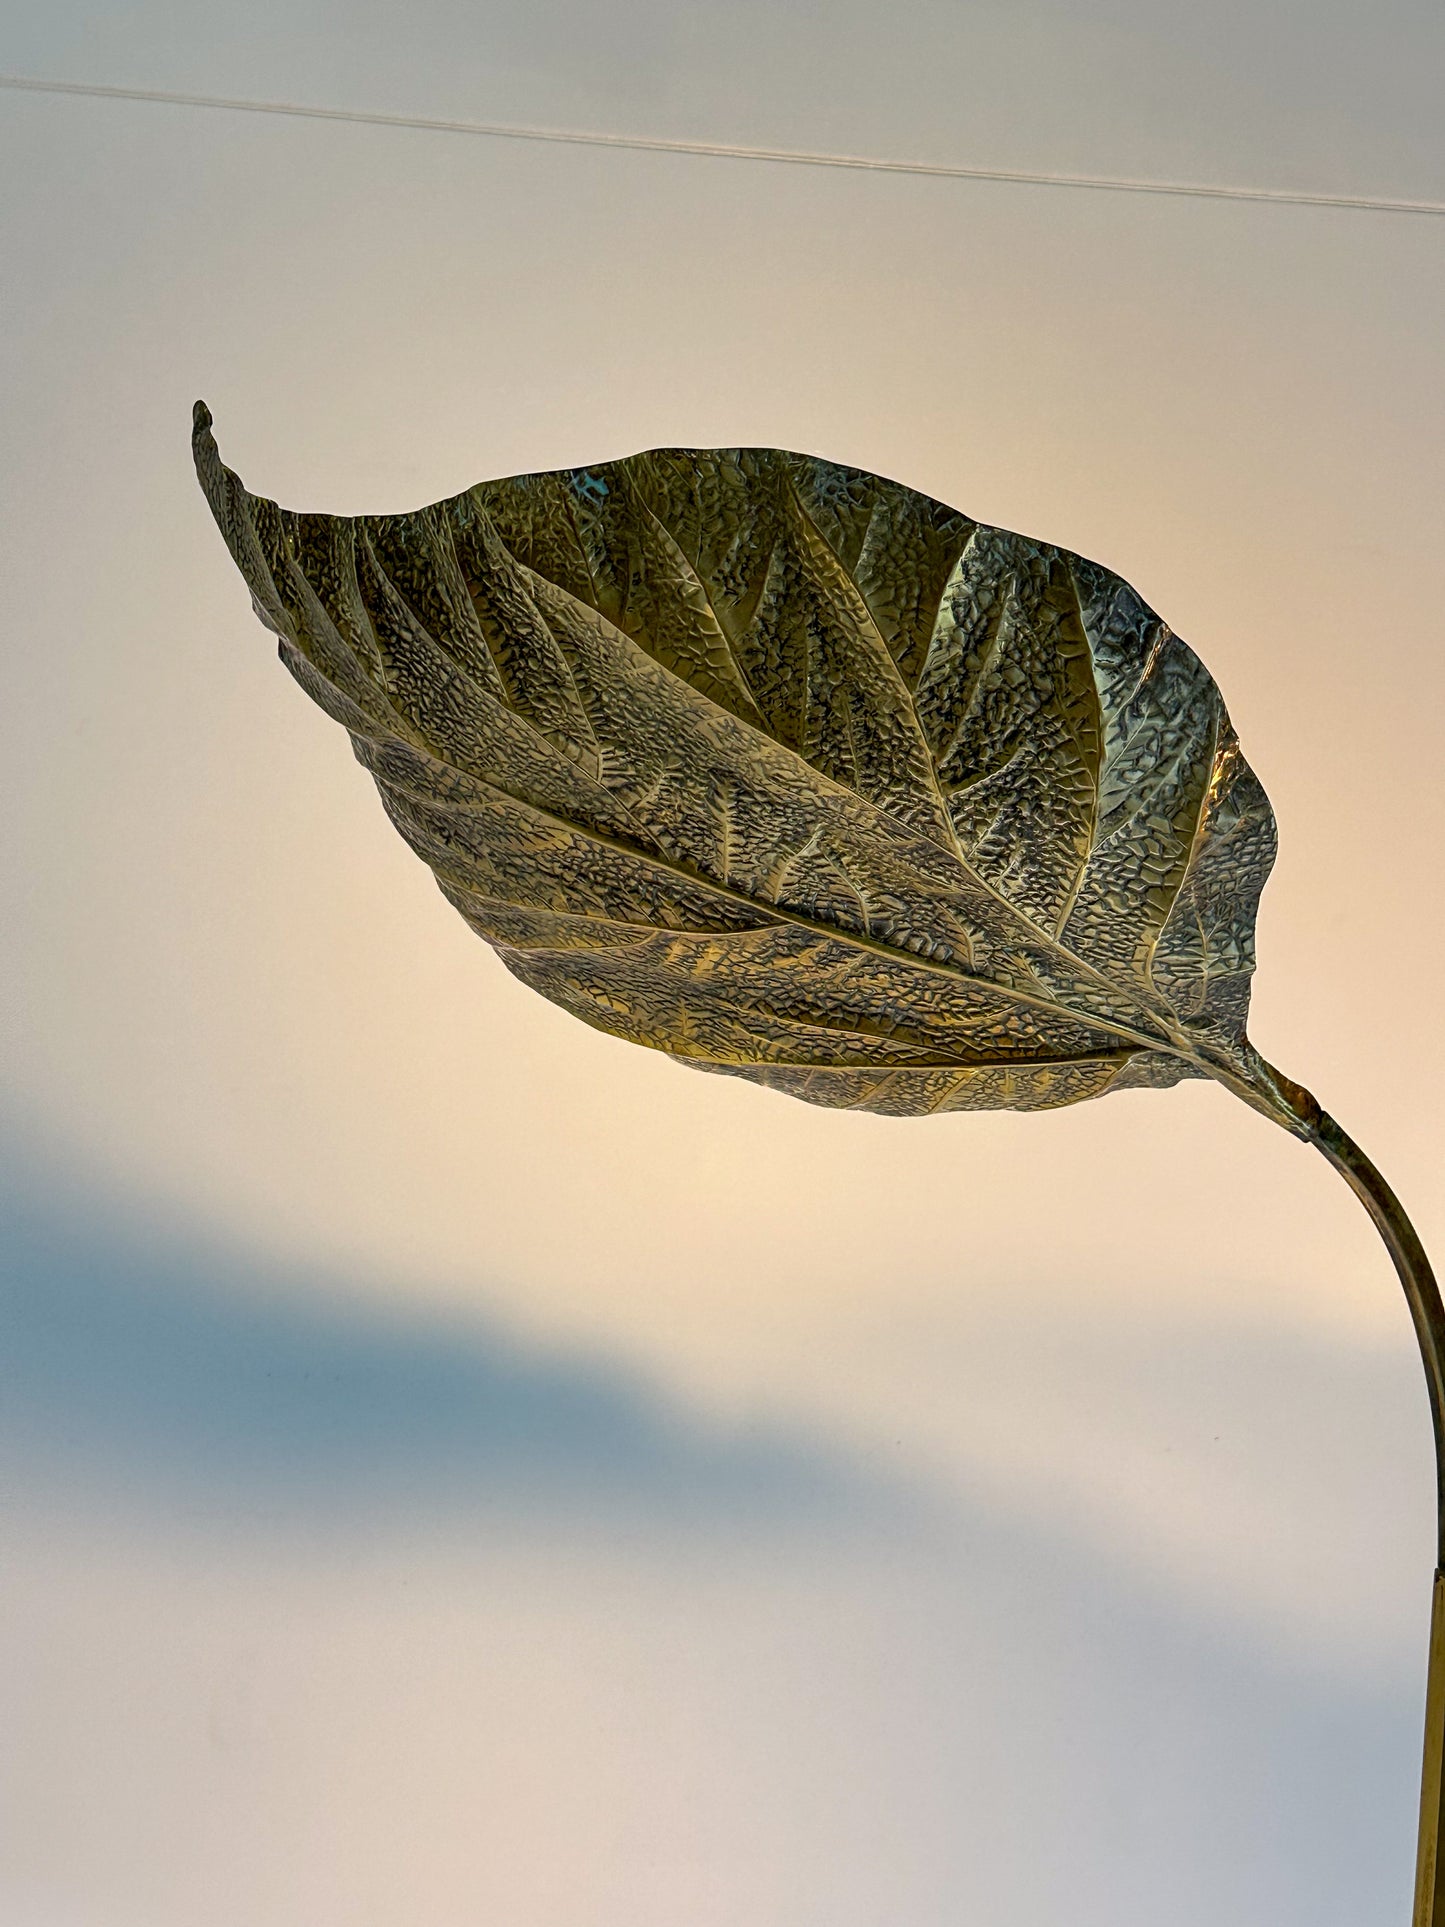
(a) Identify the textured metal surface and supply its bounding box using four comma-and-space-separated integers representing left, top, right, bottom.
193, 405, 1289, 1123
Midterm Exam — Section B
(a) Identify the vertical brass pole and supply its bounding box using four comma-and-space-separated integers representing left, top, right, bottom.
1268, 1079, 1445, 1925
1414, 1574, 1445, 1926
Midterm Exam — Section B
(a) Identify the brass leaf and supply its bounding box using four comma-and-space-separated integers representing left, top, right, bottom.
193, 405, 1288, 1125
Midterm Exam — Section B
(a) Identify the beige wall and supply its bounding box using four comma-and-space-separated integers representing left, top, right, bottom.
2, 5, 1442, 1918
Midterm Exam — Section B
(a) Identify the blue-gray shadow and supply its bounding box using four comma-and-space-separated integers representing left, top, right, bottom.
0, 1136, 913, 1537
0, 1120, 1426, 1922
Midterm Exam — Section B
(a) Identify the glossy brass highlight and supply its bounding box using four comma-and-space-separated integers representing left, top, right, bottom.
195, 403, 1442, 1918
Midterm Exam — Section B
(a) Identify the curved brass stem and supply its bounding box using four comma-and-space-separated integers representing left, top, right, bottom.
1258, 1060, 1445, 1557
1312, 1118, 1445, 1560
1254, 1058, 1444, 1925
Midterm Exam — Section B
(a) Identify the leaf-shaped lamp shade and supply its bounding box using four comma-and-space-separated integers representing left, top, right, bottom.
193, 403, 1441, 1916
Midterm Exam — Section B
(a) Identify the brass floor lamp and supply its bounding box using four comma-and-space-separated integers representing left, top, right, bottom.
194, 403, 1441, 1919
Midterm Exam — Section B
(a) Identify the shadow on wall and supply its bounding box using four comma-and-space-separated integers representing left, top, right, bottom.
0, 1120, 928, 1541
0, 1113, 1427, 1926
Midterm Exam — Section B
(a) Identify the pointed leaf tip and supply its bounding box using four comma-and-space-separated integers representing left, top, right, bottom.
191, 403, 221, 489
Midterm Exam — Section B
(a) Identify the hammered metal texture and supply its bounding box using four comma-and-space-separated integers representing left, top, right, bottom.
194, 408, 1279, 1117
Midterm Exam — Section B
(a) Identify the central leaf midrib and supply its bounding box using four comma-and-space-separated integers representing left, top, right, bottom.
375, 754, 1184, 1066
